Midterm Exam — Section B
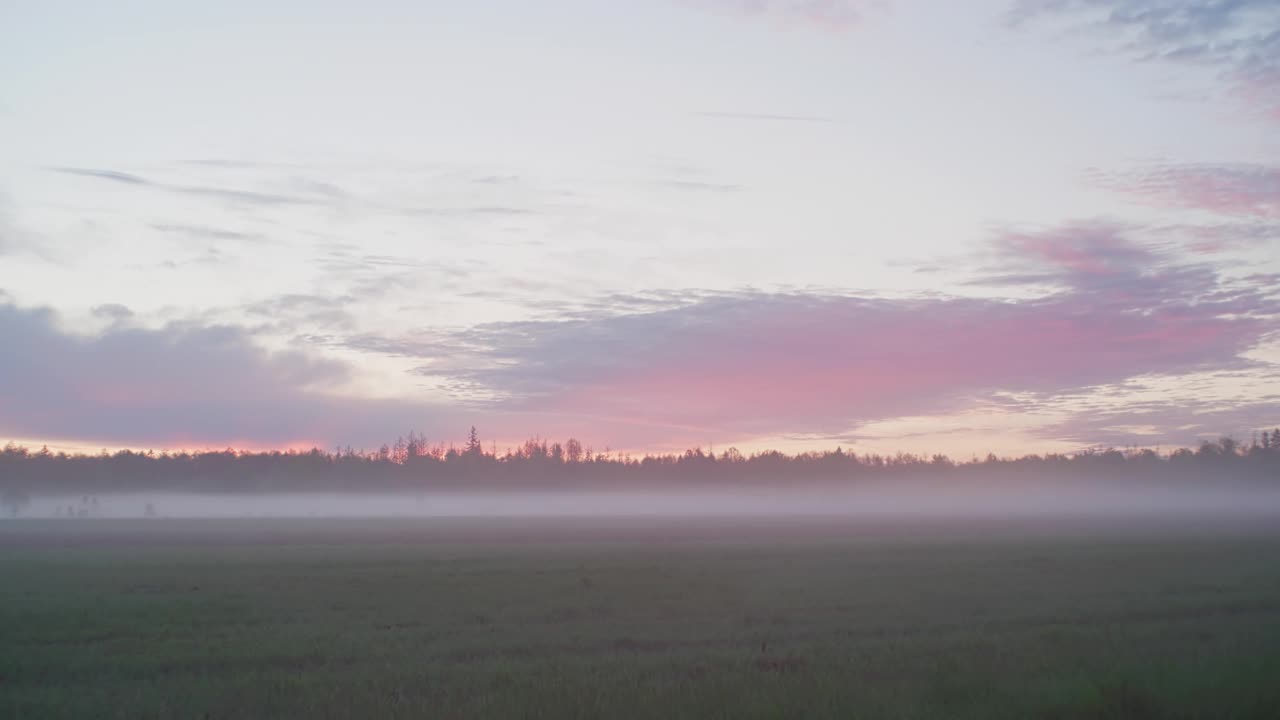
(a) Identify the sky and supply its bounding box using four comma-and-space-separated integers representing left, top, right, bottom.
1, 0, 1278, 457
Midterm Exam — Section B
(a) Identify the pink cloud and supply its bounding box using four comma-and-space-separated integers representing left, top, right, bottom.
427, 223, 1277, 446
1089, 164, 1280, 219
997, 221, 1153, 276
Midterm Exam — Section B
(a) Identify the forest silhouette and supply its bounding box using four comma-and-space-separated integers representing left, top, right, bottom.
3, 427, 1279, 508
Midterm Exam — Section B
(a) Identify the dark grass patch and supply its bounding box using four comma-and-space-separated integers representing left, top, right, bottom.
3, 519, 1280, 719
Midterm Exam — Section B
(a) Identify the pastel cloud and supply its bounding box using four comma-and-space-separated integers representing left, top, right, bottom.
0, 303, 462, 449
1088, 163, 1280, 218
414, 222, 1276, 445
3, 223, 1274, 452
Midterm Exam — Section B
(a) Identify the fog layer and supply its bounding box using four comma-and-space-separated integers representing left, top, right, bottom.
22, 485, 1280, 520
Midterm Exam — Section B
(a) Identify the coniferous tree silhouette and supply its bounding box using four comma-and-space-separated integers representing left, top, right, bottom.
465, 427, 483, 458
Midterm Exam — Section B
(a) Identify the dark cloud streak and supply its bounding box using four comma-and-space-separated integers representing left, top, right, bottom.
50, 167, 150, 185
150, 223, 264, 242
50, 167, 329, 207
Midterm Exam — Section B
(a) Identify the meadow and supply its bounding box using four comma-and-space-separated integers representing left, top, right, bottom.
2, 515, 1279, 719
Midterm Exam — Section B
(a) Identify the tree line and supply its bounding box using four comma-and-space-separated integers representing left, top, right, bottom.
2, 426, 1279, 507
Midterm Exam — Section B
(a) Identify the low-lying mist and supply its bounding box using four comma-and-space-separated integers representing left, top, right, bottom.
22, 484, 1280, 521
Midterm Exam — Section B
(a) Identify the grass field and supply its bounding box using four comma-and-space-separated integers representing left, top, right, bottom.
3, 515, 1280, 719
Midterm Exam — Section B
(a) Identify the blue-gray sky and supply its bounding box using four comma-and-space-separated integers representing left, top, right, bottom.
1, 0, 1277, 455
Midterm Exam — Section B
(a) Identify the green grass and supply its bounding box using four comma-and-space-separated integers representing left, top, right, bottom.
2, 517, 1280, 718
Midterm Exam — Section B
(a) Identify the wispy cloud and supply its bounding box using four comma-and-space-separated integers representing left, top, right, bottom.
50, 167, 331, 207
50, 167, 150, 185
243, 293, 357, 334
405, 206, 537, 217
171, 185, 319, 206
150, 223, 265, 243
1088, 163, 1280, 218
683, 0, 881, 31
1009, 0, 1280, 120
1030, 364, 1280, 447
0, 191, 54, 261
180, 159, 305, 170
696, 111, 840, 123
91, 303, 134, 321
658, 180, 746, 193
1147, 221, 1280, 254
